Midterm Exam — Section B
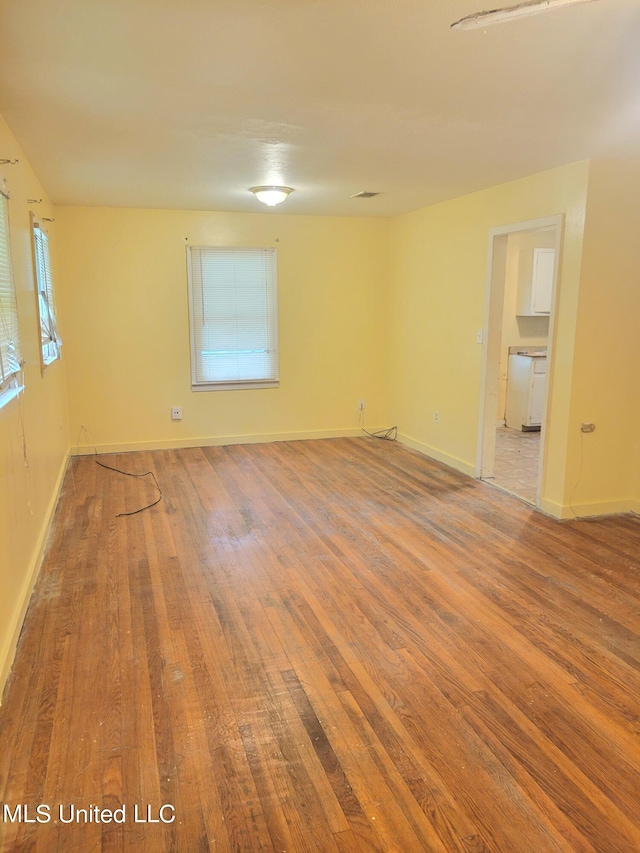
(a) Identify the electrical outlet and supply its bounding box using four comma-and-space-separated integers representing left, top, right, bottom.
476, 329, 483, 344
171, 407, 182, 421
581, 422, 595, 433
359, 398, 365, 411
434, 411, 439, 423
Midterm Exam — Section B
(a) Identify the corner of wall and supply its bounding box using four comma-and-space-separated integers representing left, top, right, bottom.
0, 113, 72, 702
0, 450, 70, 700
397, 433, 476, 478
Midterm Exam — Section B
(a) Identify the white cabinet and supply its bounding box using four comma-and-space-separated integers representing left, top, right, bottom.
516, 247, 554, 316
505, 354, 547, 430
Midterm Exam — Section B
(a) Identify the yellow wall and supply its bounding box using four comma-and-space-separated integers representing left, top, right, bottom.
4, 131, 639, 704
54, 207, 390, 452
387, 162, 590, 512
0, 116, 69, 692
565, 159, 640, 515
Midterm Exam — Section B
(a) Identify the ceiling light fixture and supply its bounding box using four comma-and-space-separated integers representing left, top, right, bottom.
249, 186, 294, 207
451, 0, 598, 30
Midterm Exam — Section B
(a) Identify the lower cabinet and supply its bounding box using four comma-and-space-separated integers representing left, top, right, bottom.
505, 354, 547, 430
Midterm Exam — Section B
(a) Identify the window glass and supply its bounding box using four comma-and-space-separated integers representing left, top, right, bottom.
0, 185, 22, 404
188, 246, 279, 390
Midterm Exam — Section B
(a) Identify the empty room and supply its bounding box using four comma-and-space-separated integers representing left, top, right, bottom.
1, 0, 640, 850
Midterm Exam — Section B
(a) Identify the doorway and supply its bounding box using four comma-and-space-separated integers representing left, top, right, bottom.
476, 216, 563, 507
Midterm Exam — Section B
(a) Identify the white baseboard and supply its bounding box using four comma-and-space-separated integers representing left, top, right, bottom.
396, 433, 476, 478
0, 450, 70, 700
395, 434, 637, 521
539, 496, 636, 520
69, 426, 384, 456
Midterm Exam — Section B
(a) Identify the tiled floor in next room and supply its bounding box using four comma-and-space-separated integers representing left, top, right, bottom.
491, 426, 540, 505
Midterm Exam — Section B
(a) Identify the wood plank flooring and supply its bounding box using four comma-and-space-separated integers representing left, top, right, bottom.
1, 437, 640, 852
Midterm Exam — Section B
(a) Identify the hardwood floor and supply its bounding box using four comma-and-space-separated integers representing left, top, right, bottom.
1, 437, 640, 852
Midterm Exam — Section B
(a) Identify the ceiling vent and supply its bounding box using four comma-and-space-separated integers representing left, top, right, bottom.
350, 191, 381, 199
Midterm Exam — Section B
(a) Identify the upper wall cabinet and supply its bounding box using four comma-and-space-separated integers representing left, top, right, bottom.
516, 247, 555, 316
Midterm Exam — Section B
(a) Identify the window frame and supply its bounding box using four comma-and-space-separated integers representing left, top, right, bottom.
187, 245, 280, 392
0, 180, 23, 408
31, 213, 61, 371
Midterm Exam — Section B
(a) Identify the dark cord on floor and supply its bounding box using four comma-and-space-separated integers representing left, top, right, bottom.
75, 424, 163, 517
94, 456, 163, 517
359, 409, 398, 441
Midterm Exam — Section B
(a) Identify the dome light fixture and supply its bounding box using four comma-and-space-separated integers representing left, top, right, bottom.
249, 186, 294, 207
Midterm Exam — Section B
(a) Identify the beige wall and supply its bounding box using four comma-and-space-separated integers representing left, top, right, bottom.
0, 116, 69, 691
565, 159, 640, 515
55, 207, 390, 453
3, 139, 640, 698
387, 162, 590, 512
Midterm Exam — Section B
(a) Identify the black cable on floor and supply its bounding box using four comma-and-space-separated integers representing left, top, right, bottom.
75, 424, 162, 517
94, 456, 163, 517
359, 410, 398, 442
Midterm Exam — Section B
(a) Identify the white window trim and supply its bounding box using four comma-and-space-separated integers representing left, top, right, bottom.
0, 380, 23, 409
190, 379, 280, 392
0, 181, 24, 409
187, 245, 280, 391
31, 213, 61, 372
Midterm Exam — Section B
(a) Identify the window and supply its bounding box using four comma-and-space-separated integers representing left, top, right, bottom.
32, 217, 61, 367
0, 182, 22, 405
187, 246, 279, 390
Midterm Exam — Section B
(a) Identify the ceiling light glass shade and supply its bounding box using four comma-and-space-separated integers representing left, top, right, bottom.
249, 186, 294, 207
451, 0, 598, 30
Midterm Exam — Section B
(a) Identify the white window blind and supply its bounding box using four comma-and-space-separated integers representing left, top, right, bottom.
33, 221, 61, 366
0, 186, 22, 397
188, 246, 279, 390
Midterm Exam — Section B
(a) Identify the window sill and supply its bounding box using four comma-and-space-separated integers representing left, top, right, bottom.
191, 380, 280, 392
0, 382, 24, 410
42, 353, 61, 369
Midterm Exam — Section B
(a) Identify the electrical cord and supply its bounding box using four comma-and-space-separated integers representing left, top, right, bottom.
76, 424, 163, 517
359, 408, 398, 442
94, 456, 162, 517
568, 429, 585, 519
567, 429, 601, 524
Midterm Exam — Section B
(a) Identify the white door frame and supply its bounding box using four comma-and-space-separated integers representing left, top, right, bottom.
475, 214, 564, 508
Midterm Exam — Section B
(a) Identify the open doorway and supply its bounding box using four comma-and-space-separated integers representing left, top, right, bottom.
476, 216, 563, 507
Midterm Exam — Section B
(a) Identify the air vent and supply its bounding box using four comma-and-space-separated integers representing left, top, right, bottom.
350, 191, 381, 199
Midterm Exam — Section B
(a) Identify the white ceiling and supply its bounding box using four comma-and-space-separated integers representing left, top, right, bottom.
1, 0, 639, 217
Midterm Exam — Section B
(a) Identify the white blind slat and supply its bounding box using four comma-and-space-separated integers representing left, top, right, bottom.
0, 191, 22, 391
33, 223, 61, 364
189, 247, 278, 387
